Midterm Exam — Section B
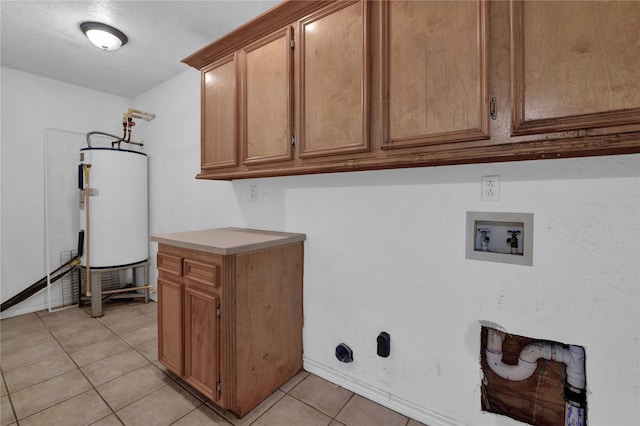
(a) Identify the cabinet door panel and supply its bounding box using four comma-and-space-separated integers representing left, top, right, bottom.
202, 54, 238, 169
383, 0, 489, 149
511, 1, 640, 135
299, 0, 370, 158
241, 27, 294, 165
158, 278, 183, 375
184, 285, 220, 402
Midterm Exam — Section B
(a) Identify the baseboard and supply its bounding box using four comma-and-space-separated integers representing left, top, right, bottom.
303, 357, 464, 426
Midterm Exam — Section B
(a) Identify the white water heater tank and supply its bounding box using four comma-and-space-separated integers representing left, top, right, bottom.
79, 148, 148, 268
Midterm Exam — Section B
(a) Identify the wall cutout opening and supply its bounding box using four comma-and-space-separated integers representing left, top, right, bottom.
480, 325, 587, 425
466, 212, 533, 266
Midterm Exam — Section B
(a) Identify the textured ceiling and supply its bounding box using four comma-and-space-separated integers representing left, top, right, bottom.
0, 0, 280, 98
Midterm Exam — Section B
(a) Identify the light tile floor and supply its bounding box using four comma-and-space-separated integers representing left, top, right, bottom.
1, 301, 425, 426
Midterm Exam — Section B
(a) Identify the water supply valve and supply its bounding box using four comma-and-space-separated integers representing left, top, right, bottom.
506, 230, 521, 254
478, 227, 491, 251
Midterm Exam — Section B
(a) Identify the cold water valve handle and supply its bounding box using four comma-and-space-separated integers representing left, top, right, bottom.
506, 230, 521, 254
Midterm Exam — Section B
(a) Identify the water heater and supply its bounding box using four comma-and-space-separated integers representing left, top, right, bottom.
79, 147, 148, 268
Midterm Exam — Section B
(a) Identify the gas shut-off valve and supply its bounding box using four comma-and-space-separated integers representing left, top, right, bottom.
506, 230, 521, 254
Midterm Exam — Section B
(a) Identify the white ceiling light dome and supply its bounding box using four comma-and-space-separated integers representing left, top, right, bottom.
80, 21, 128, 51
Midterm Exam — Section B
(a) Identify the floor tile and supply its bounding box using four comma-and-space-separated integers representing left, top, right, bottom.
97, 364, 171, 410
0, 328, 54, 355
172, 405, 230, 426
116, 381, 202, 426
1, 395, 15, 426
19, 389, 111, 426
48, 316, 103, 338
335, 394, 408, 426
0, 339, 64, 372
81, 349, 149, 386
57, 323, 115, 351
36, 307, 91, 328
90, 414, 124, 426
129, 301, 157, 320
1, 308, 420, 426
0, 314, 45, 342
211, 390, 285, 426
3, 353, 77, 393
0, 312, 41, 329
132, 338, 158, 362
97, 307, 151, 335
290, 374, 353, 417
252, 394, 332, 426
68, 336, 130, 367
119, 322, 157, 348
279, 369, 309, 393
10, 369, 92, 420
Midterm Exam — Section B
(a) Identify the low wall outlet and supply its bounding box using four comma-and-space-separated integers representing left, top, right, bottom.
250, 185, 257, 201
481, 176, 500, 201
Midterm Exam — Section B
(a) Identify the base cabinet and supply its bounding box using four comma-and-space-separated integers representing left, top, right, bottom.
184, 285, 220, 400
157, 277, 183, 376
154, 229, 305, 418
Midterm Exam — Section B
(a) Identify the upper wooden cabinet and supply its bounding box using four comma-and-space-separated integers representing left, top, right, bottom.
298, 0, 370, 158
240, 27, 295, 165
201, 55, 238, 171
382, 0, 489, 149
185, 0, 640, 180
510, 1, 640, 136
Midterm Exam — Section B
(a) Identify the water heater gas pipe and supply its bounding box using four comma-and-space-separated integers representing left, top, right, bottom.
83, 164, 92, 297
485, 328, 586, 425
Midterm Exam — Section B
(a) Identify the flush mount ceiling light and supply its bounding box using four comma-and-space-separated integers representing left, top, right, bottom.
80, 21, 128, 51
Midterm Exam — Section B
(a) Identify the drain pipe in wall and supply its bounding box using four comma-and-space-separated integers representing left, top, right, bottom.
485, 329, 586, 425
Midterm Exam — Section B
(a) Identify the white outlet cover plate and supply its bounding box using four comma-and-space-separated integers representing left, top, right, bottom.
481, 175, 500, 201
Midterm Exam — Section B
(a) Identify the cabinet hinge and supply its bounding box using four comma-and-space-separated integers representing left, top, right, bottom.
490, 96, 497, 120
217, 380, 222, 393
216, 306, 221, 318
291, 135, 296, 146
290, 38, 295, 49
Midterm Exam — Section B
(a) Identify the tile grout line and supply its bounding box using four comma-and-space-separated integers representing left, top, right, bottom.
45, 312, 124, 425
283, 373, 351, 425
1, 368, 20, 426
31, 304, 161, 425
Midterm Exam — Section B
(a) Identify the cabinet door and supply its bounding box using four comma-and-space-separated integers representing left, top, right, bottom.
201, 54, 238, 170
157, 278, 183, 375
241, 27, 294, 165
382, 0, 489, 150
298, 0, 370, 158
184, 285, 220, 403
511, 1, 640, 135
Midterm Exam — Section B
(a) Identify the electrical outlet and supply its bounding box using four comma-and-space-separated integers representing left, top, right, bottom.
250, 185, 257, 201
481, 175, 500, 201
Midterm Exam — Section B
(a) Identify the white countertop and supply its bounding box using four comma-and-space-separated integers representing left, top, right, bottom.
150, 227, 306, 255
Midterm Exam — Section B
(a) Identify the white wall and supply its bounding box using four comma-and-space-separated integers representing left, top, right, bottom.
1, 67, 132, 316
131, 68, 244, 294
3, 65, 639, 425
232, 157, 640, 425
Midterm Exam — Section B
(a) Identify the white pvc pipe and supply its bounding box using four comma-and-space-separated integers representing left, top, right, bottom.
485, 329, 585, 389
485, 329, 587, 425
